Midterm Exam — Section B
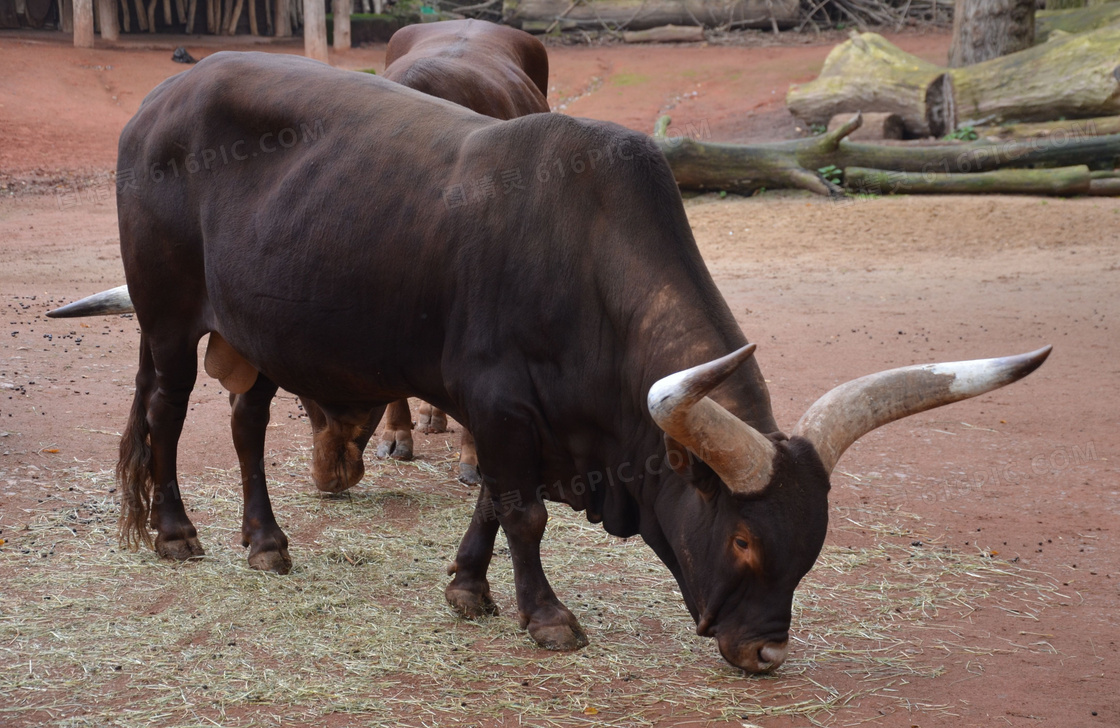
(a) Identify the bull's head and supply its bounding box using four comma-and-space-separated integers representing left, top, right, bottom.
648, 343, 1050, 674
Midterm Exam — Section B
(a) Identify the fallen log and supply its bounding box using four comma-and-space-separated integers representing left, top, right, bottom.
654, 112, 1120, 196
1036, 3, 1120, 43
788, 29, 1120, 136
786, 33, 951, 138
502, 0, 799, 31
827, 112, 904, 140
1089, 178, 1120, 195
976, 115, 1120, 139
843, 165, 1092, 195
951, 26, 1120, 127
622, 24, 705, 43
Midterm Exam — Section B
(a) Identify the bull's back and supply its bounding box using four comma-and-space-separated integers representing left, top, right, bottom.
116, 52, 497, 400
383, 19, 549, 119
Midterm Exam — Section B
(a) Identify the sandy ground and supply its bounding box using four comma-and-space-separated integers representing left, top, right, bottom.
1, 29, 1118, 728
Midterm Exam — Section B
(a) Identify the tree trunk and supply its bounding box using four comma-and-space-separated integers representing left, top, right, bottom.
654, 112, 1120, 196
119, 0, 130, 30
248, 0, 258, 34
97, 0, 118, 38
786, 32, 953, 137
949, 0, 1035, 68
274, 0, 291, 35
304, 0, 327, 61
844, 165, 1092, 195
332, 0, 350, 48
788, 30, 1120, 135
74, 0, 95, 46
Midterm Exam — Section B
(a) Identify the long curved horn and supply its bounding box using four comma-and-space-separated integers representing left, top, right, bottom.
794, 346, 1052, 475
648, 344, 777, 496
47, 285, 134, 318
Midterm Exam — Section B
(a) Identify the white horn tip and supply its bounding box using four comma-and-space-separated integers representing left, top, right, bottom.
648, 343, 757, 422
933, 345, 1052, 397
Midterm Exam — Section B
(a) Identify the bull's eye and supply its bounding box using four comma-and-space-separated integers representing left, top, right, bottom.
734, 537, 750, 551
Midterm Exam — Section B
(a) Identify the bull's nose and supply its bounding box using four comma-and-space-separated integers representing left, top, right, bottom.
718, 636, 789, 674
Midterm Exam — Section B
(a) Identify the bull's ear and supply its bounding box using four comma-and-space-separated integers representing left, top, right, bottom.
664, 434, 718, 499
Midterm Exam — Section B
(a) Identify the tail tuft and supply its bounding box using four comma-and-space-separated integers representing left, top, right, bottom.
116, 384, 154, 550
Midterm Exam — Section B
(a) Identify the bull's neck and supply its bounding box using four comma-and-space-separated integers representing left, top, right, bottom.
628, 280, 779, 436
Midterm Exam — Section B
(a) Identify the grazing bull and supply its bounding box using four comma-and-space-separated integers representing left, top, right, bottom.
53, 52, 1049, 673
312, 19, 552, 484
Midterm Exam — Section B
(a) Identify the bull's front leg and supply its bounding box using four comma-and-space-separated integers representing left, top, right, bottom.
446, 393, 586, 649
497, 491, 589, 650
230, 375, 290, 574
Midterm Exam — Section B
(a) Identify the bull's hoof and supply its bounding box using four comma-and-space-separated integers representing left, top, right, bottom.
155, 533, 205, 561
376, 430, 414, 461
458, 462, 482, 486
527, 618, 589, 651
418, 407, 448, 434
446, 584, 500, 619
248, 546, 292, 575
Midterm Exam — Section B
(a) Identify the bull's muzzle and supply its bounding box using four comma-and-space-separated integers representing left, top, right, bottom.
718, 635, 789, 674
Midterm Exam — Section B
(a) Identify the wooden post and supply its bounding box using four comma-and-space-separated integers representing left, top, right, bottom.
97, 0, 119, 38
304, 0, 327, 62
74, 0, 95, 46
274, 0, 291, 36
332, 0, 350, 49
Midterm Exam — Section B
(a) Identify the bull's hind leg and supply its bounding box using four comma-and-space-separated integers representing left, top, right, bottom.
118, 333, 205, 560
231, 375, 291, 574
418, 401, 448, 433
457, 428, 481, 485
445, 483, 501, 618
375, 398, 414, 460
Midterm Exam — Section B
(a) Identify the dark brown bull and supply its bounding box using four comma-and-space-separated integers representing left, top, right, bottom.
303, 19, 552, 487
54, 52, 1049, 673
51, 20, 552, 556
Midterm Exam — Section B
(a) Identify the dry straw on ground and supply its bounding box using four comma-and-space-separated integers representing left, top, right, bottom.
1, 447, 1062, 726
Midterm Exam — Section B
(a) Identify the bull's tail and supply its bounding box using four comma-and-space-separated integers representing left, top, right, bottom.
116, 335, 155, 551
47, 285, 134, 318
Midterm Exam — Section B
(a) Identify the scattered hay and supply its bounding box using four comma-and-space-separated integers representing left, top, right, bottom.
0, 450, 1062, 726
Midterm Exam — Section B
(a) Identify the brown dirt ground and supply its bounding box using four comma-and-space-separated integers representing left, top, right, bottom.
1, 29, 1118, 728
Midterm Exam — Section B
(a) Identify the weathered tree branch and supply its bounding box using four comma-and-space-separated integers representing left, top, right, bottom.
654, 112, 1120, 196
